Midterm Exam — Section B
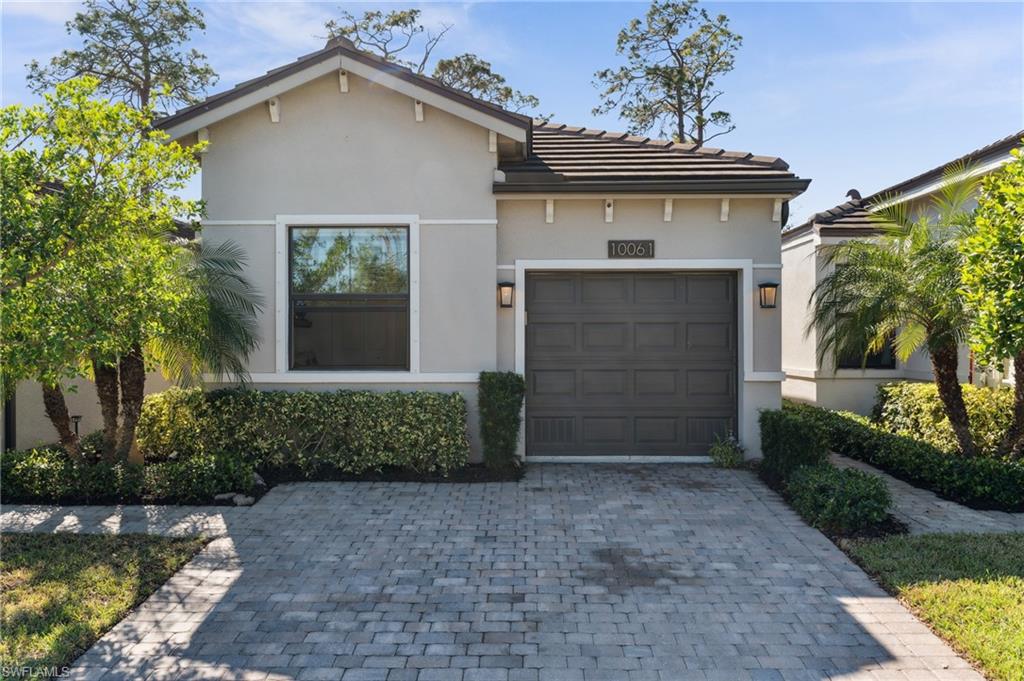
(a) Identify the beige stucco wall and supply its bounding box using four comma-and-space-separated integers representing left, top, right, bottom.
11, 373, 171, 450
201, 72, 497, 221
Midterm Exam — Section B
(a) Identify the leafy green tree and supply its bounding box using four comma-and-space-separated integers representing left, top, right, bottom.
325, 8, 451, 75
433, 54, 544, 117
325, 8, 546, 117
26, 0, 216, 113
593, 0, 742, 144
810, 164, 982, 457
961, 144, 1024, 459
1, 78, 201, 459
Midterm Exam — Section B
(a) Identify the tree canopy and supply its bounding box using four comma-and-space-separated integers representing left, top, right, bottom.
26, 0, 216, 113
593, 0, 741, 144
325, 7, 546, 118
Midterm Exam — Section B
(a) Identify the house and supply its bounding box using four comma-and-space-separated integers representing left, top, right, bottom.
6, 37, 810, 460
781, 131, 1022, 415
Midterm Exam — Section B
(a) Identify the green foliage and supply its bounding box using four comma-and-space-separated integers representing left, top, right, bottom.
708, 432, 745, 468
26, 0, 216, 111
0, 446, 251, 505
810, 162, 982, 457
593, 0, 742, 144
961, 144, 1024, 366
1, 78, 203, 392
758, 409, 828, 485
136, 387, 471, 477
787, 464, 891, 535
433, 54, 546, 117
874, 382, 1013, 456
786, 402, 1024, 511
477, 372, 526, 472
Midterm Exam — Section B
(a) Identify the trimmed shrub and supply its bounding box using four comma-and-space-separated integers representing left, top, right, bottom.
873, 382, 1013, 456
0, 446, 250, 505
136, 386, 471, 477
787, 464, 891, 534
758, 409, 828, 485
144, 453, 254, 504
477, 372, 526, 472
786, 402, 1024, 511
708, 432, 745, 468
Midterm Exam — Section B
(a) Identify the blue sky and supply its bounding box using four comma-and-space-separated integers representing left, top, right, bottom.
3, 1, 1022, 224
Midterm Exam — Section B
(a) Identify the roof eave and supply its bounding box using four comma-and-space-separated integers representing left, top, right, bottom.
492, 178, 811, 196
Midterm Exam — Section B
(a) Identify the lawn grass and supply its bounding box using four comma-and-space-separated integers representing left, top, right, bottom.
849, 533, 1024, 681
0, 533, 206, 676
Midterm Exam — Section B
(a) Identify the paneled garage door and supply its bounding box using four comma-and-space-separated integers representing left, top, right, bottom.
525, 271, 737, 457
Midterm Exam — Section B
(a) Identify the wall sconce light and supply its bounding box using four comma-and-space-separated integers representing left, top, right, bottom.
758, 282, 779, 309
498, 281, 515, 308
71, 415, 82, 437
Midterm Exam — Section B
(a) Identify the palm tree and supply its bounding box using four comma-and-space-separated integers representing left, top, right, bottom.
810, 163, 981, 457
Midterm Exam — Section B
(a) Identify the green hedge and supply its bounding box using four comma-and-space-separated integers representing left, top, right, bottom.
477, 372, 526, 472
873, 382, 1013, 456
787, 464, 891, 535
787, 402, 1024, 511
758, 409, 828, 485
137, 387, 470, 477
0, 447, 252, 505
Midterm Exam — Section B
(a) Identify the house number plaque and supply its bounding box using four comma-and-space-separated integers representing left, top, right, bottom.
607, 240, 655, 258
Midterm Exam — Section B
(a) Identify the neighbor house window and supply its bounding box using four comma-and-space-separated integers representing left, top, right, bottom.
289, 226, 409, 370
836, 335, 897, 370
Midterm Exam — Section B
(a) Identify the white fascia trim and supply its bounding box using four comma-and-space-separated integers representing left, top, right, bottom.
201, 220, 276, 226
274, 214, 421, 377
527, 455, 712, 464
338, 55, 526, 143
752, 263, 782, 270
164, 55, 344, 140
871, 156, 1010, 210
496, 193, 792, 201
162, 53, 527, 144
418, 218, 497, 225
233, 372, 479, 384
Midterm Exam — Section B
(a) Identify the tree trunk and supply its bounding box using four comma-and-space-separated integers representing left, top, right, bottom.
41, 383, 81, 461
92, 358, 119, 461
1001, 350, 1024, 460
930, 343, 977, 457
115, 345, 146, 461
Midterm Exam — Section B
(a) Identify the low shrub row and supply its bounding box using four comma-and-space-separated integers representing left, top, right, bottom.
0, 447, 253, 504
873, 382, 1013, 456
787, 402, 1024, 511
758, 409, 891, 535
137, 386, 471, 478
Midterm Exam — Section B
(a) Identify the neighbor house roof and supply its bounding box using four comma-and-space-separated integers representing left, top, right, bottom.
495, 123, 810, 195
784, 129, 1024, 241
154, 36, 532, 143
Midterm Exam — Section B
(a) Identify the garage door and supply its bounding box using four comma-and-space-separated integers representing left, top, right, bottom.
525, 271, 737, 457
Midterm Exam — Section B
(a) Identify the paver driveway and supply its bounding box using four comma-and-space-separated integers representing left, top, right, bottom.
25, 465, 980, 680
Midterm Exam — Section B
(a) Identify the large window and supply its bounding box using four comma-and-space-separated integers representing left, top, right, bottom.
289, 226, 409, 370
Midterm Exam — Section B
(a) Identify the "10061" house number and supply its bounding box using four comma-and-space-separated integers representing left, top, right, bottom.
607, 240, 655, 258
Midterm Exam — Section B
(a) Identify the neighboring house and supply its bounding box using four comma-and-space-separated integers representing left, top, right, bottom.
6, 37, 810, 460
781, 131, 1022, 415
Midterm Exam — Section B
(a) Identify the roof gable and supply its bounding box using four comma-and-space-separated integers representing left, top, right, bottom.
155, 37, 531, 143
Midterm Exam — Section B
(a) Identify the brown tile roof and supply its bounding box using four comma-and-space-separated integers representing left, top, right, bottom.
784, 129, 1024, 241
155, 36, 531, 134
495, 123, 810, 194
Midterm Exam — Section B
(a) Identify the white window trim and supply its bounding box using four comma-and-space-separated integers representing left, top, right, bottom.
275, 214, 421, 379
512, 258, 781, 383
